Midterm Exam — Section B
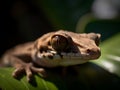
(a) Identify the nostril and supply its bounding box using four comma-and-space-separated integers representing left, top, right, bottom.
86, 49, 95, 55
86, 48, 101, 59
87, 49, 92, 53
87, 48, 101, 55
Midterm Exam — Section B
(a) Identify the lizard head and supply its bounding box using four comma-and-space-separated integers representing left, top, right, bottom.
50, 31, 101, 59
34, 30, 101, 67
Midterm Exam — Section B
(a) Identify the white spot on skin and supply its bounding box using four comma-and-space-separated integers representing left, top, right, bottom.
37, 52, 43, 59
48, 50, 57, 54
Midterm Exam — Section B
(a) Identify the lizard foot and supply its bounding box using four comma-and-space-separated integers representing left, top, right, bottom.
12, 63, 46, 82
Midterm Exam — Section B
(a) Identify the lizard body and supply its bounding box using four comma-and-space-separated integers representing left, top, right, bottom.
0, 30, 101, 81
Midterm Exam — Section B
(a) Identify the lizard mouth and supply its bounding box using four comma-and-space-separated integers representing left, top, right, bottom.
34, 50, 100, 67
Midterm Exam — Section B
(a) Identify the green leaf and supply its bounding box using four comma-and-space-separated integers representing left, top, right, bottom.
92, 33, 120, 76
0, 68, 58, 90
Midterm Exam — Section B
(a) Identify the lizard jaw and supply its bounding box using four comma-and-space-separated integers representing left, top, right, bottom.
33, 51, 100, 67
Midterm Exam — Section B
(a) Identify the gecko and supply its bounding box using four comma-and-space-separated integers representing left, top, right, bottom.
0, 30, 101, 82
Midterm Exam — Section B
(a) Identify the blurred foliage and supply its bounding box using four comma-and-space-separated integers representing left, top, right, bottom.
76, 13, 120, 41
37, 0, 94, 31
1, 0, 120, 90
92, 33, 120, 77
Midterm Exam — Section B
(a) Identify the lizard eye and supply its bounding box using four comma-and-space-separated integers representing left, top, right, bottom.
51, 35, 68, 52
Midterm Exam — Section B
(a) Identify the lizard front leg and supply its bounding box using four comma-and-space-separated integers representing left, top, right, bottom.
1, 54, 46, 82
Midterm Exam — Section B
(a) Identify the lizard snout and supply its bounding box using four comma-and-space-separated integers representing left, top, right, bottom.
86, 48, 101, 59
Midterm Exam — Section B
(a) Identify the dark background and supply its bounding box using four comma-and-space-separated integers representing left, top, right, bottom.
1, 0, 53, 56
1, 0, 120, 56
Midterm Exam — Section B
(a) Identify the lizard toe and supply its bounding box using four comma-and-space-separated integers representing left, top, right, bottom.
12, 67, 25, 79
31, 66, 47, 77
25, 66, 33, 82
